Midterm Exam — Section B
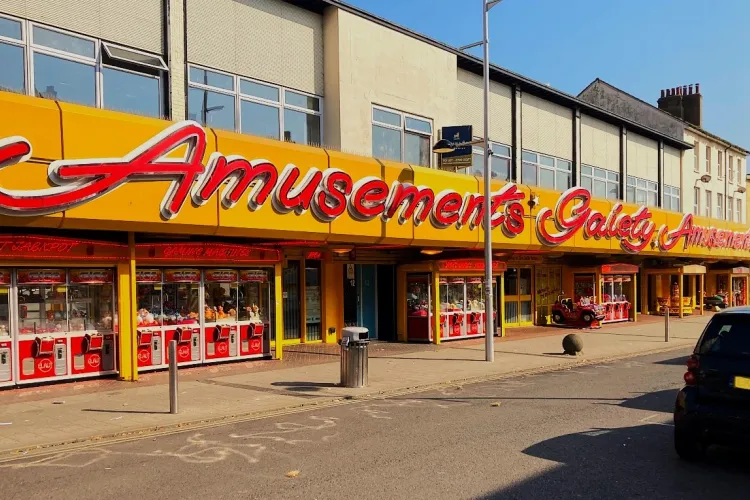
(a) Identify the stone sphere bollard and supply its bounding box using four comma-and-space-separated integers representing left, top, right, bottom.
563, 333, 583, 356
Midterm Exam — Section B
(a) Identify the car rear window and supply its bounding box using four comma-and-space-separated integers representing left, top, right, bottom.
698, 315, 750, 357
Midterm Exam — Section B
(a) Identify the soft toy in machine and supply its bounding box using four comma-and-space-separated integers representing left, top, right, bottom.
550, 294, 605, 328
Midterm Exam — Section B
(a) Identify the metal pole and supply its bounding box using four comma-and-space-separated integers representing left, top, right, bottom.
664, 308, 670, 342
482, 0, 494, 363
168, 340, 178, 414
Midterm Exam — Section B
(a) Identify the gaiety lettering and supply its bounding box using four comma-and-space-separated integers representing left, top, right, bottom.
0, 121, 526, 235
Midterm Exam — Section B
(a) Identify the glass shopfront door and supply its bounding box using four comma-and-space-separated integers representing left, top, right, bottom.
503, 267, 533, 327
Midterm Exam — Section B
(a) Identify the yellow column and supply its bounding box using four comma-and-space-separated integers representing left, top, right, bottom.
322, 256, 342, 343
499, 273, 506, 337
699, 274, 704, 315
117, 233, 138, 382
432, 270, 441, 345
632, 273, 638, 323
274, 262, 284, 360
679, 273, 684, 319
641, 273, 649, 315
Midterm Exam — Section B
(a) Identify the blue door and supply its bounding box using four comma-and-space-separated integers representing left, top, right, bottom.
358, 264, 378, 339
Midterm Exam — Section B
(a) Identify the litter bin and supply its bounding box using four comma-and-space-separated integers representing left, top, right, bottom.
340, 327, 369, 388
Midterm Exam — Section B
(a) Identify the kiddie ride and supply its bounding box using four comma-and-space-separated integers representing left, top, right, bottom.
550, 294, 605, 329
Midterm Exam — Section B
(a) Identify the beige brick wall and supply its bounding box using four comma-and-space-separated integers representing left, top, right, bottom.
626, 132, 658, 182
455, 69, 512, 145
521, 93, 573, 160
580, 114, 619, 172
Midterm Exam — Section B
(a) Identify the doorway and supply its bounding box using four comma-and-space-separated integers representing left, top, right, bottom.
282, 261, 301, 340
343, 264, 382, 339
503, 267, 533, 327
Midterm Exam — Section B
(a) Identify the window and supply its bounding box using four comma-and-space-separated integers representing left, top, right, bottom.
521, 151, 571, 190
470, 142, 511, 181
626, 176, 658, 207
718, 151, 724, 179
581, 165, 619, 200
663, 185, 680, 212
737, 199, 742, 224
693, 141, 699, 172
0, 15, 164, 116
693, 187, 700, 215
705, 145, 711, 173
728, 197, 733, 222
717, 194, 724, 220
705, 190, 712, 218
729, 155, 734, 182
738, 158, 743, 182
372, 106, 432, 167
187, 64, 323, 146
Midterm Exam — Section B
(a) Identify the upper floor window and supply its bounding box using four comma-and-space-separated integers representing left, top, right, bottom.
372, 106, 432, 167
521, 151, 571, 191
663, 185, 680, 212
737, 158, 743, 182
705, 145, 711, 173
717, 194, 724, 220
729, 155, 734, 182
728, 197, 733, 222
626, 176, 657, 207
693, 141, 699, 172
705, 190, 712, 218
0, 15, 165, 118
718, 151, 724, 179
188, 65, 322, 146
581, 165, 619, 200
693, 187, 700, 215
737, 199, 743, 224
471, 142, 511, 181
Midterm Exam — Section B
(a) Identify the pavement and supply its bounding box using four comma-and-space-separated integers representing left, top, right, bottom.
3, 347, 748, 500
0, 313, 712, 457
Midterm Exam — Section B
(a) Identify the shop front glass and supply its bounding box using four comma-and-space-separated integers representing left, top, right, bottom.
731, 276, 746, 307
17, 269, 68, 334
406, 274, 431, 341
305, 261, 322, 341
535, 266, 562, 324
68, 269, 115, 332
136, 269, 163, 327
0, 270, 10, 336
505, 268, 533, 327
601, 275, 632, 322
162, 269, 200, 326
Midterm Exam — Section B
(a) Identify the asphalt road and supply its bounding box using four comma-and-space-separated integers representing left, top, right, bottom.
3, 349, 749, 500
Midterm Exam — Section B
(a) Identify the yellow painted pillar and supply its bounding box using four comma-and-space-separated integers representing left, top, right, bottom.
679, 273, 684, 319
117, 233, 138, 382
632, 273, 638, 323
322, 256, 342, 343
274, 262, 284, 360
432, 269, 441, 345
641, 272, 649, 315
699, 274, 704, 315
499, 273, 506, 337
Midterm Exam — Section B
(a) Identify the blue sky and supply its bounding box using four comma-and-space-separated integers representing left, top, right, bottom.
345, 0, 749, 157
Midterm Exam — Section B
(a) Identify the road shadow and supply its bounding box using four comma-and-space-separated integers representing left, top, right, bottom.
616, 389, 678, 413
478, 424, 750, 500
656, 355, 690, 366
82, 408, 167, 415
270, 381, 338, 392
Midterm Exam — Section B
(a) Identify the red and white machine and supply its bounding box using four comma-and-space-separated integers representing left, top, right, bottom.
11, 268, 118, 385
0, 270, 13, 388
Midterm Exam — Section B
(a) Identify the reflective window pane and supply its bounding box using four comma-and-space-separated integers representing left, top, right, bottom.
556, 171, 571, 191
607, 171, 619, 181
404, 132, 430, 167
627, 176, 635, 186
581, 176, 592, 192
240, 79, 279, 101
522, 151, 537, 162
519, 268, 532, 295
33, 26, 94, 58
647, 191, 657, 207
626, 186, 635, 203
373, 124, 401, 162
539, 168, 555, 188
405, 117, 432, 134
594, 167, 606, 178
373, 108, 401, 127
189, 67, 234, 91
540, 155, 555, 167
593, 179, 607, 198
607, 182, 619, 200
493, 144, 511, 157
491, 156, 510, 181
102, 67, 159, 118
283, 108, 321, 146
558, 160, 572, 172
34, 53, 95, 106
0, 17, 22, 40
0, 42, 24, 93
636, 179, 647, 188
636, 189, 647, 205
471, 152, 483, 176
581, 165, 593, 176
103, 44, 166, 70
187, 87, 235, 130
241, 100, 280, 139
522, 162, 537, 185
285, 90, 319, 111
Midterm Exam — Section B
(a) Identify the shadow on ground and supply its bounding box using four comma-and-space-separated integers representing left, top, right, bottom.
270, 381, 338, 392
478, 424, 750, 500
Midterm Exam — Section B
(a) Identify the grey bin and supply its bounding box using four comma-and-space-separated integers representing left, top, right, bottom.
340, 327, 369, 388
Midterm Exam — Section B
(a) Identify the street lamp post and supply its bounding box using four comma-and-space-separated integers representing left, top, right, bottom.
434, 0, 504, 362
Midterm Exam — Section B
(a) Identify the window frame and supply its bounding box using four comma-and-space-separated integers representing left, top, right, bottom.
521, 150, 572, 191
717, 193, 724, 220
470, 140, 512, 181
718, 150, 724, 179
693, 141, 699, 172
729, 154, 734, 183
705, 190, 712, 218
728, 196, 733, 222
663, 185, 681, 212
371, 104, 433, 167
0, 14, 164, 117
737, 199, 742, 224
581, 164, 620, 201
187, 63, 324, 146
626, 175, 658, 207
693, 187, 700, 215
705, 145, 711, 173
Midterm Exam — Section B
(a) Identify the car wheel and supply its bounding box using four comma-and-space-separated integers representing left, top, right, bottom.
582, 313, 593, 323
674, 427, 705, 461
552, 312, 564, 324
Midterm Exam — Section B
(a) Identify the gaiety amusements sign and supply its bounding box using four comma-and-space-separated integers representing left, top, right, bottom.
0, 120, 748, 254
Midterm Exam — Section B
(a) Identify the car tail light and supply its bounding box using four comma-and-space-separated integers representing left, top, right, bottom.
684, 371, 697, 385
686, 355, 700, 370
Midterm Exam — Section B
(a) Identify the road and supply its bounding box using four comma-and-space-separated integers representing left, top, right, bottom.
3, 349, 749, 500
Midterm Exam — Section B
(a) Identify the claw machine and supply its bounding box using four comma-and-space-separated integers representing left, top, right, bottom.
0, 270, 12, 387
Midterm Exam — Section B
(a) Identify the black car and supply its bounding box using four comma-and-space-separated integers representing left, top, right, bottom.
674, 307, 750, 460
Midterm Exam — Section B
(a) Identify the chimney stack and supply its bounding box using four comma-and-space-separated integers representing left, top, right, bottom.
657, 83, 703, 127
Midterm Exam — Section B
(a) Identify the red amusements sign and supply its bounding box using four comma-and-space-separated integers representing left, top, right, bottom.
600, 264, 639, 274
136, 242, 280, 264
17, 268, 66, 284
0, 235, 127, 261
70, 269, 114, 284
438, 259, 507, 272
135, 269, 162, 283
239, 269, 268, 282
205, 269, 238, 282
164, 268, 201, 283
2, 124, 749, 255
